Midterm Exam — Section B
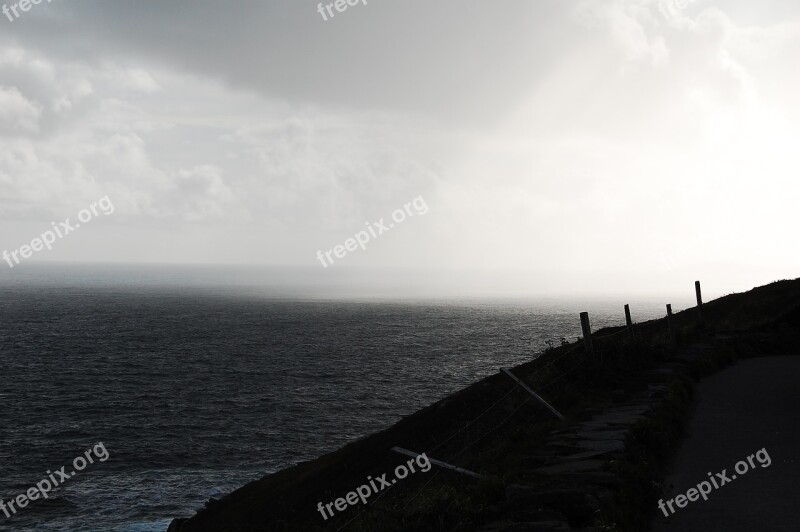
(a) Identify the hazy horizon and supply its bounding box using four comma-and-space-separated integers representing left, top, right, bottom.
0, 261, 787, 304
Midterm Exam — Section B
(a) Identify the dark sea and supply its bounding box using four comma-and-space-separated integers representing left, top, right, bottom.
0, 265, 688, 531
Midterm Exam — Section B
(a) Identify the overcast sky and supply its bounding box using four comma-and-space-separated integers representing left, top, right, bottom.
1, 0, 798, 295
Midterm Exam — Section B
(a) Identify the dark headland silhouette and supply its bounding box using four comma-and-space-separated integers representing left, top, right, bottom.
169, 278, 800, 532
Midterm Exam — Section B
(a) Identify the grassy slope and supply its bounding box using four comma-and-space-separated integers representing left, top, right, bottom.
170, 278, 800, 532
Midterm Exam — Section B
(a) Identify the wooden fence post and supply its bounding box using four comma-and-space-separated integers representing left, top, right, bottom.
695, 280, 704, 323
666, 304, 676, 346
391, 447, 488, 480
500, 368, 565, 421
580, 312, 595, 359
624, 304, 633, 339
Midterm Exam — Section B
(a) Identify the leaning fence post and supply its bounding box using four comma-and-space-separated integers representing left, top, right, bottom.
500, 368, 565, 421
695, 280, 704, 323
666, 304, 676, 346
580, 312, 595, 359
391, 447, 488, 480
624, 304, 633, 340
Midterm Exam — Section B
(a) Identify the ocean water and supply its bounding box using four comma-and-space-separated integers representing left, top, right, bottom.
0, 266, 680, 531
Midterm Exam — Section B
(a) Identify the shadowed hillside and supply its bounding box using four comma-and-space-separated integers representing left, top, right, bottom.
169, 279, 800, 532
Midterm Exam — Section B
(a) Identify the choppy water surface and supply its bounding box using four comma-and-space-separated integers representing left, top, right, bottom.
0, 268, 674, 530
